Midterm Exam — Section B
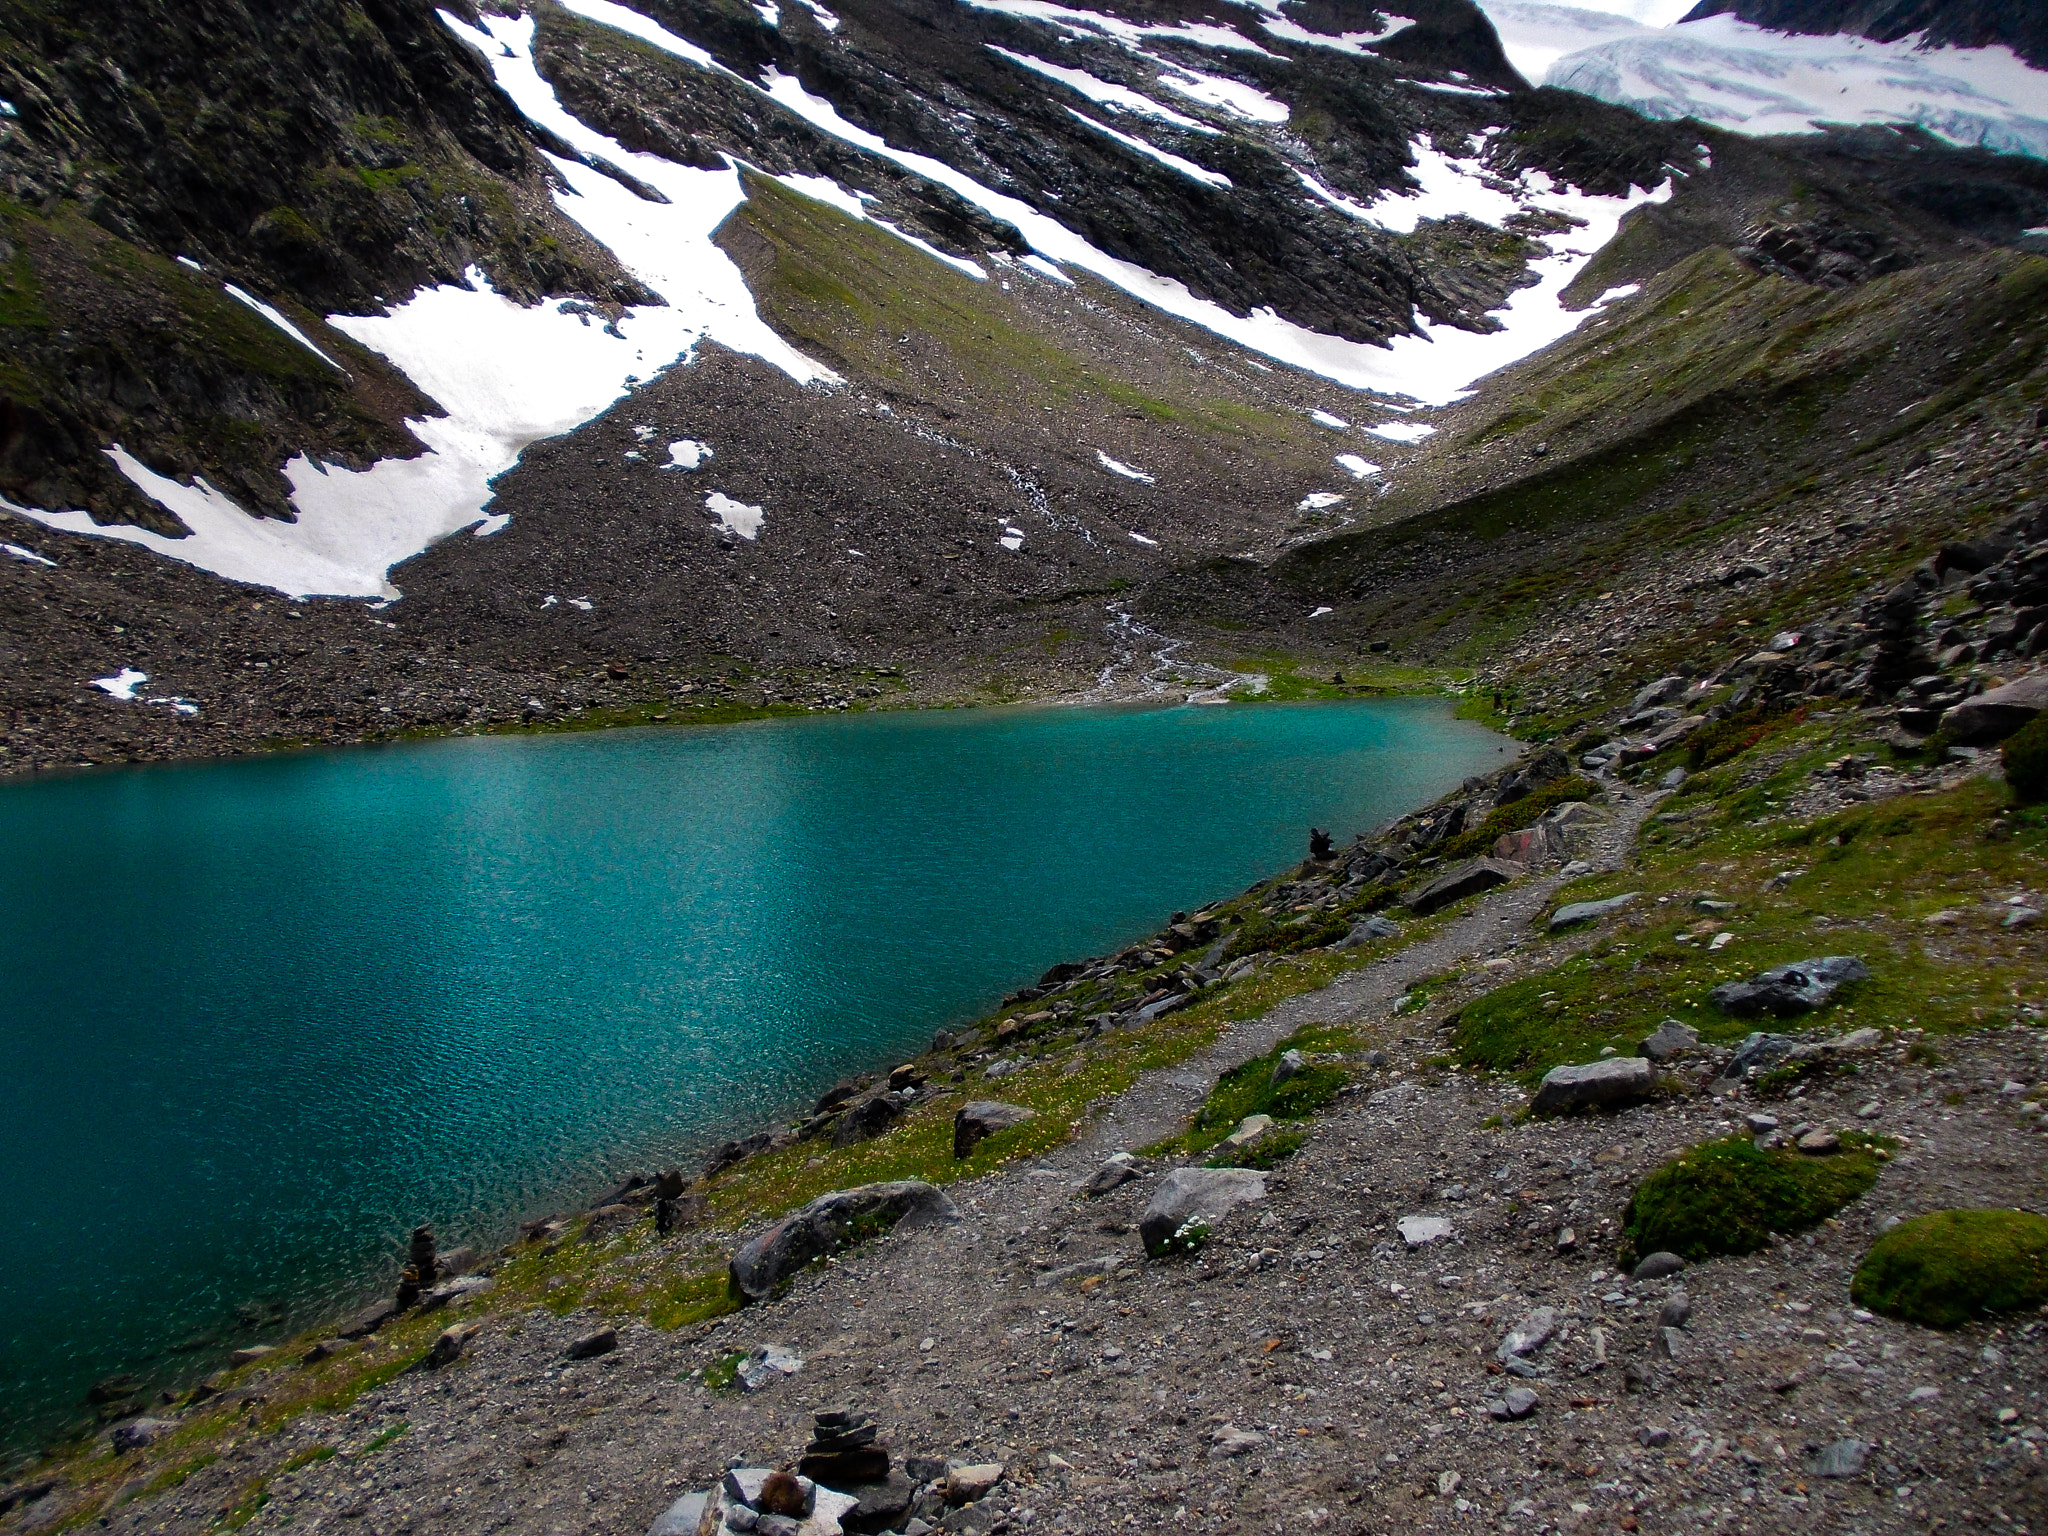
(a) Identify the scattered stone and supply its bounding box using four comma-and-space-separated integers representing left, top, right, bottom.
421, 1274, 494, 1311
1633, 1252, 1686, 1281
1139, 1167, 1266, 1256
227, 1346, 274, 1368
729, 1183, 960, 1302
1640, 1018, 1699, 1062
945, 1463, 1004, 1501
1555, 1226, 1577, 1253
423, 1321, 480, 1369
1333, 913, 1401, 950
1656, 1326, 1688, 1361
1797, 1129, 1841, 1153
565, 1327, 617, 1361
1398, 1214, 1455, 1249
1206, 1426, 1266, 1459
833, 1091, 908, 1148
108, 1419, 173, 1453
1489, 1388, 1539, 1421
1530, 1056, 1655, 1115
1224, 1113, 1275, 1147
1077, 1153, 1144, 1198
1407, 857, 1524, 915
1497, 1307, 1559, 1360
1549, 892, 1640, 931
1745, 1113, 1779, 1134
1660, 1289, 1692, 1329
299, 1339, 353, 1366
736, 1343, 804, 1390
1708, 956, 1870, 1016
1270, 1049, 1305, 1087
952, 1101, 1038, 1159
1637, 1426, 1672, 1448
339, 1299, 400, 1339
1813, 1439, 1870, 1478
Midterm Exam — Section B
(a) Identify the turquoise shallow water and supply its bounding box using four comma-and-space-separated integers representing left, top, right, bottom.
0, 697, 1505, 1446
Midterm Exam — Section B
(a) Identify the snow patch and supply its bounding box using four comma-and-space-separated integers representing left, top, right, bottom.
1152, 61, 1290, 123
1335, 454, 1381, 478
1097, 451, 1156, 483
990, 46, 1215, 131
1308, 605, 1334, 617
799, 0, 841, 27
1257, 11, 1413, 56
1310, 409, 1349, 429
754, 1, 780, 24
1366, 420, 1436, 443
1297, 491, 1345, 510
665, 438, 712, 470
1128, 530, 1158, 546
224, 284, 349, 374
707, 491, 765, 539
965, 0, 1282, 56
1000, 526, 1026, 551
1065, 108, 1232, 188
3, 540, 55, 566
92, 668, 148, 700
473, 513, 512, 537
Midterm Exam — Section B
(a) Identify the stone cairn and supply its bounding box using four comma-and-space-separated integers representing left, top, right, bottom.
797, 1407, 891, 1486
393, 1225, 438, 1309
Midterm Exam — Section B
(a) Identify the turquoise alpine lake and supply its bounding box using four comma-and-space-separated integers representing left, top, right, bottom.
0, 697, 1504, 1445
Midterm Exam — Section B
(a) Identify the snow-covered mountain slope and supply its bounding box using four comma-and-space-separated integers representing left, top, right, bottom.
1474, 0, 2048, 158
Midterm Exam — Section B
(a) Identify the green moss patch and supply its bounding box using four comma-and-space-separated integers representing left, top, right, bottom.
1169, 1025, 1353, 1156
1852, 1209, 2048, 1329
1622, 1132, 1892, 1262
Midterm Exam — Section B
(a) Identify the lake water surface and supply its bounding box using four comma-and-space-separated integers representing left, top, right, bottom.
0, 697, 1505, 1445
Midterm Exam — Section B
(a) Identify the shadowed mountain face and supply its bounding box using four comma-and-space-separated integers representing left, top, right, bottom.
1679, 0, 2048, 67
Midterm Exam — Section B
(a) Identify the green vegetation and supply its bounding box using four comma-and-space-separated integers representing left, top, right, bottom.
278, 1444, 336, 1473
1147, 1024, 1353, 1158
1622, 1132, 1893, 1262
1852, 1209, 2048, 1328
1431, 775, 1598, 865
2003, 714, 2048, 802
700, 1351, 747, 1393
363, 1421, 408, 1454
1205, 1124, 1306, 1169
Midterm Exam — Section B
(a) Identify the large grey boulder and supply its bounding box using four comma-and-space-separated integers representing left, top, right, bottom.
830, 1091, 906, 1148
1332, 913, 1401, 950
1549, 892, 1640, 931
1941, 671, 2048, 743
953, 1100, 1038, 1159
1407, 857, 1524, 915
729, 1181, 959, 1302
1530, 1056, 1656, 1116
109, 1419, 174, 1453
1709, 956, 1869, 1016
1138, 1167, 1266, 1256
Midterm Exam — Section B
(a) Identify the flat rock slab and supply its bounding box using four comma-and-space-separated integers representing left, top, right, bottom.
1549, 891, 1640, 931
1398, 1214, 1454, 1248
1530, 1056, 1656, 1116
953, 1100, 1038, 1159
1641, 1018, 1700, 1061
1138, 1167, 1266, 1256
1709, 956, 1870, 1016
1406, 857, 1524, 916
729, 1181, 959, 1302
1941, 670, 2048, 743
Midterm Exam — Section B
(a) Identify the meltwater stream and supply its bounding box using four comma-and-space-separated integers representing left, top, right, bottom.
0, 697, 1505, 1446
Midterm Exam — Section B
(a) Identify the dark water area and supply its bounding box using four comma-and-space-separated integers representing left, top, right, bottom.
0, 696, 1506, 1447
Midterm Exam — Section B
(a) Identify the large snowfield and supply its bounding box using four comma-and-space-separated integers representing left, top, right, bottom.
6, 0, 2042, 597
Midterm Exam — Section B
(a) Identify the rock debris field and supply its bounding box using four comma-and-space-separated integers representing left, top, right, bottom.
65, 786, 2048, 1536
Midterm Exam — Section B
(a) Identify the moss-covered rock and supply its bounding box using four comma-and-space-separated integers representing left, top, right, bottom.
2001, 714, 2048, 802
1621, 1133, 1890, 1261
1851, 1209, 2048, 1329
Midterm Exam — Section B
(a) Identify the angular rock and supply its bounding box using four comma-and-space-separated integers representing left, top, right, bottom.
1407, 857, 1523, 915
1332, 913, 1401, 950
1205, 1427, 1265, 1460
729, 1182, 960, 1302
1813, 1439, 1870, 1478
1709, 957, 1870, 1016
566, 1327, 617, 1361
1940, 670, 2048, 743
1530, 1056, 1655, 1116
1723, 1031, 1801, 1079
944, 1464, 1004, 1503
1640, 1019, 1699, 1062
1497, 1307, 1559, 1360
109, 1418, 174, 1453
1659, 1289, 1692, 1329
1138, 1167, 1266, 1256
831, 1091, 907, 1148
648, 1493, 708, 1536
705, 1132, 776, 1179
1656, 1326, 1688, 1361
1270, 1049, 1305, 1087
423, 1321, 480, 1369
1490, 1387, 1539, 1420
1549, 892, 1640, 931
339, 1298, 400, 1339
1397, 1214, 1454, 1248
952, 1101, 1038, 1159
227, 1346, 274, 1367
1797, 1129, 1841, 1153
1078, 1153, 1145, 1198
841, 1470, 916, 1531
737, 1342, 804, 1390
1225, 1113, 1275, 1148
421, 1274, 494, 1311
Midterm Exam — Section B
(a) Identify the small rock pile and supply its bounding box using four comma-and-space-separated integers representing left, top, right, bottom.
652, 1410, 1009, 1536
